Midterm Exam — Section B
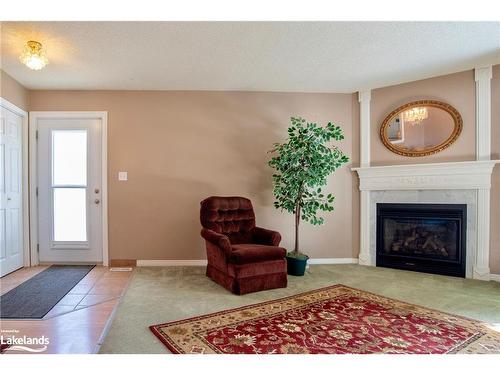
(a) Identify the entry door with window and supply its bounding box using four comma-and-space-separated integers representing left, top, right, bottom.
0, 105, 24, 276
37, 118, 102, 263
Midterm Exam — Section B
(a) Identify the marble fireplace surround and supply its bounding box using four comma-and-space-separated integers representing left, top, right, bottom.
352, 160, 499, 280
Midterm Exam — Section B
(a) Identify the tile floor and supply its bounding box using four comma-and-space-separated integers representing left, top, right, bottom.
0, 265, 133, 354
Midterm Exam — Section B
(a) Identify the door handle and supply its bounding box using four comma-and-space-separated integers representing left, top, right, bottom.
95, 199, 100, 204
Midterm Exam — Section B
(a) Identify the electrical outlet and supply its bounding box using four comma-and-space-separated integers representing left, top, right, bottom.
118, 171, 128, 181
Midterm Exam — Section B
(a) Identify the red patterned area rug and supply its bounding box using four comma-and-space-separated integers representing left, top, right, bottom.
149, 285, 500, 354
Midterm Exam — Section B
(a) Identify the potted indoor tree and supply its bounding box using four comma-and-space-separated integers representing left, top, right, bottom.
268, 117, 349, 276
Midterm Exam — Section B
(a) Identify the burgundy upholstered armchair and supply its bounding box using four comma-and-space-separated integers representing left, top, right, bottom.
200, 196, 287, 295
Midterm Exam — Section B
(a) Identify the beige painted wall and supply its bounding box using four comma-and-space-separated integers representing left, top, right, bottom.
0, 69, 29, 110
371, 70, 476, 165
29, 90, 360, 261
490, 64, 500, 274
7, 65, 497, 272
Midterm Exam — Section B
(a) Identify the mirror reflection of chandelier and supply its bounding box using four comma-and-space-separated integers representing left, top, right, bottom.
403, 107, 428, 125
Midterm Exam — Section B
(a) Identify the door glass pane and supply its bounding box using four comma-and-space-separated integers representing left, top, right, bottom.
53, 188, 87, 241
52, 130, 87, 186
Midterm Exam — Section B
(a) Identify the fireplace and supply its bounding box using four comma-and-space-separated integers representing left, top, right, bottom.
376, 203, 466, 277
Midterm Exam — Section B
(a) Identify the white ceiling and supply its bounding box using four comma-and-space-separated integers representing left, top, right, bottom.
1, 22, 499, 92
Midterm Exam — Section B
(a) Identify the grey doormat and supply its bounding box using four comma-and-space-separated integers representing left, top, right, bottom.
0, 265, 95, 319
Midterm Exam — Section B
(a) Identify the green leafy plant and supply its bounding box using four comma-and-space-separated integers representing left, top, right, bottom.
268, 117, 349, 258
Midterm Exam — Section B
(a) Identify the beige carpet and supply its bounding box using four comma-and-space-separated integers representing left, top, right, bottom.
99, 264, 500, 354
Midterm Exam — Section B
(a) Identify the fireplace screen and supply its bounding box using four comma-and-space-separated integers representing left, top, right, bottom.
377, 203, 466, 277
381, 218, 458, 261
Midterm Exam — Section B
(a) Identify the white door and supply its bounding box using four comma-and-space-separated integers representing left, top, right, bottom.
0, 106, 24, 277
37, 118, 102, 263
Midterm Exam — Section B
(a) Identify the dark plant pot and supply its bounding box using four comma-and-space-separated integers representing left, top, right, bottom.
286, 255, 309, 276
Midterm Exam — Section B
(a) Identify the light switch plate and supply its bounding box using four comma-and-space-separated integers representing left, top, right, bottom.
118, 171, 128, 181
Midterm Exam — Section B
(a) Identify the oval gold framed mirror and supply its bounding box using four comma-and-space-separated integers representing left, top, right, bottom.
380, 100, 462, 157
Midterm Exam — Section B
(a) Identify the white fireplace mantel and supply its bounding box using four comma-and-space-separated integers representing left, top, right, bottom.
352, 160, 500, 191
352, 160, 500, 280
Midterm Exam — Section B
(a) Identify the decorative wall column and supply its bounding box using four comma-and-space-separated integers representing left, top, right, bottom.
473, 66, 493, 280
475, 66, 492, 161
475, 187, 491, 280
358, 90, 372, 265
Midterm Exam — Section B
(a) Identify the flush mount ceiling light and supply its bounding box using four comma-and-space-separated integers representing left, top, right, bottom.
20, 40, 49, 70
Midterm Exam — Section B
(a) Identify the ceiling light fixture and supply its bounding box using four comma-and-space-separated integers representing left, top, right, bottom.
20, 40, 49, 70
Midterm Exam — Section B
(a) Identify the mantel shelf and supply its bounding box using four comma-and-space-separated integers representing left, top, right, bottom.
351, 160, 500, 191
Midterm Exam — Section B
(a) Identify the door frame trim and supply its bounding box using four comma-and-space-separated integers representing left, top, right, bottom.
29, 111, 108, 266
0, 97, 30, 269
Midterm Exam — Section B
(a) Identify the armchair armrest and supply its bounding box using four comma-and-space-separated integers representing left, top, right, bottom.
252, 226, 282, 246
201, 228, 232, 255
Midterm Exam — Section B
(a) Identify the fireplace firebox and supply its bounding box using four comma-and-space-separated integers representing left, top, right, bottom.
376, 203, 466, 278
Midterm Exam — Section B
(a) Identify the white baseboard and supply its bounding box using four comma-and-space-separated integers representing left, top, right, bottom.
137, 259, 208, 267
307, 258, 359, 265
489, 274, 500, 282
137, 258, 358, 267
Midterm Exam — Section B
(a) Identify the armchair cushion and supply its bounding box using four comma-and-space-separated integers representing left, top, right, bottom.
252, 226, 281, 246
229, 244, 287, 265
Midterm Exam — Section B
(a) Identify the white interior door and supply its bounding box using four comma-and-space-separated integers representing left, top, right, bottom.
37, 117, 102, 263
0, 106, 24, 277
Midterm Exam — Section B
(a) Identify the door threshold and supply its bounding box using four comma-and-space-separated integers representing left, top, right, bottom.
38, 262, 103, 266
